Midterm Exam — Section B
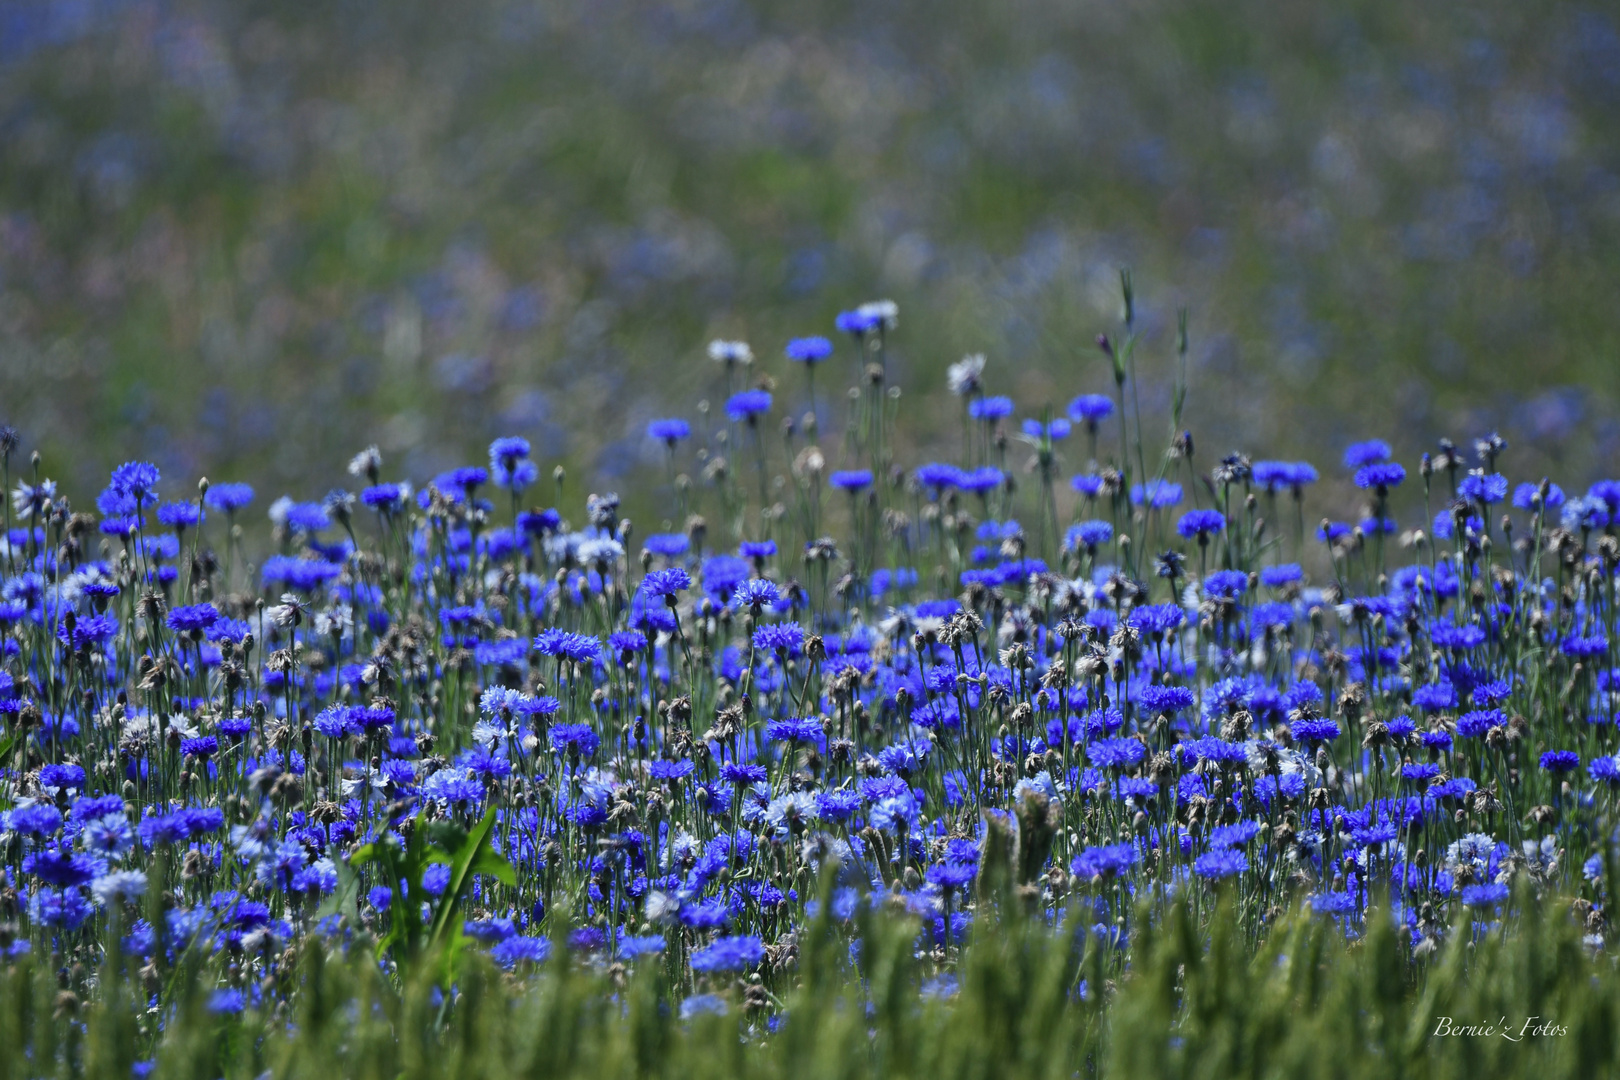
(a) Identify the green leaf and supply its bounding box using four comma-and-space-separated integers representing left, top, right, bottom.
426, 809, 515, 971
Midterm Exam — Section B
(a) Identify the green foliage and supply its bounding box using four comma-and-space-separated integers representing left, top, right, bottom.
2, 880, 1617, 1079
348, 808, 516, 984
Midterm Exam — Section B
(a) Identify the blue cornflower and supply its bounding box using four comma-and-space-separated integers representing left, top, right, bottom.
1259, 563, 1303, 587
90, 869, 147, 906
1021, 418, 1071, 441
785, 336, 833, 363
1457, 709, 1505, 738
180, 736, 219, 759
641, 568, 692, 599
313, 705, 358, 739
1317, 521, 1352, 544
1067, 394, 1115, 425
608, 630, 647, 658
166, 603, 219, 634
491, 451, 538, 494
1354, 463, 1406, 492
534, 629, 601, 663
720, 762, 768, 786
734, 578, 780, 610
550, 724, 600, 759
58, 615, 118, 650
829, 469, 874, 491
1181, 737, 1248, 765
204, 483, 254, 513
958, 466, 1003, 494
648, 418, 692, 445
916, 462, 965, 490
725, 390, 772, 422
1253, 461, 1318, 492
926, 862, 977, 890
1343, 440, 1391, 468
1461, 883, 1510, 907
1192, 849, 1248, 879
1290, 718, 1340, 743
1203, 570, 1249, 598
1136, 685, 1194, 715
753, 623, 804, 654
1589, 479, 1620, 512
1208, 820, 1262, 849
362, 483, 411, 511
1064, 520, 1113, 552
702, 555, 751, 601
157, 502, 202, 529
1588, 756, 1620, 786
1563, 496, 1610, 531
1130, 604, 1185, 635
1071, 474, 1105, 497
5, 803, 63, 836
1176, 509, 1225, 540
969, 396, 1014, 420
650, 759, 696, 782
1130, 480, 1182, 508
208, 988, 247, 1015
1562, 634, 1608, 661
422, 767, 483, 808
614, 935, 665, 961
1071, 843, 1137, 880
283, 502, 330, 533
1458, 471, 1509, 505
1510, 481, 1564, 511
765, 718, 822, 744
835, 309, 881, 335
109, 461, 161, 500
690, 934, 765, 972
1539, 750, 1579, 773
1412, 682, 1457, 711
489, 436, 530, 467
25, 848, 98, 888
1088, 737, 1146, 769
816, 790, 861, 821
644, 532, 690, 556
1250, 602, 1294, 631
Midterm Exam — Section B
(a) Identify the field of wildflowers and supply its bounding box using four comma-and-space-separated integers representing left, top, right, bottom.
4, 0, 1620, 501
2, 281, 1620, 1077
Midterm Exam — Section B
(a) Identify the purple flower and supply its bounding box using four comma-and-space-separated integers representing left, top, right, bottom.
641, 568, 692, 598
1461, 882, 1510, 907
725, 390, 773, 422
1130, 480, 1182, 508
691, 934, 764, 972
166, 603, 219, 634
829, 470, 874, 491
1071, 843, 1137, 880
785, 336, 833, 363
648, 418, 691, 444
926, 862, 977, 890
204, 483, 255, 512
1067, 394, 1115, 424
753, 622, 804, 654
1192, 849, 1248, 879
1176, 509, 1226, 540
1065, 520, 1113, 551
1354, 463, 1406, 491
1343, 440, 1390, 468
1539, 750, 1579, 773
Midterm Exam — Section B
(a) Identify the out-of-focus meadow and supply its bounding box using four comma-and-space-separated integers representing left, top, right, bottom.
2, 0, 1619, 520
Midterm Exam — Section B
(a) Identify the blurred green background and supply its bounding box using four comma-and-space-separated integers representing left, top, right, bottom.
2, 0, 1619, 521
